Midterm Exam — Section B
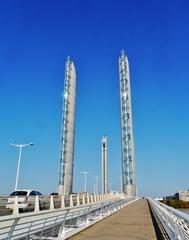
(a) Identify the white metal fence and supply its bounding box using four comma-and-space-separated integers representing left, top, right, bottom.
0, 195, 137, 240
148, 198, 189, 240
0, 193, 109, 216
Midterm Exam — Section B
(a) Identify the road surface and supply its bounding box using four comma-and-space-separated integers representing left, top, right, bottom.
69, 199, 157, 240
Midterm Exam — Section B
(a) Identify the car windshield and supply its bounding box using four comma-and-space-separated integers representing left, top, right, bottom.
10, 191, 27, 196
36, 191, 42, 196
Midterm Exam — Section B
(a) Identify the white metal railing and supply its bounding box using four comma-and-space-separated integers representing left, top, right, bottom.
148, 198, 189, 240
0, 195, 137, 240
0, 193, 109, 215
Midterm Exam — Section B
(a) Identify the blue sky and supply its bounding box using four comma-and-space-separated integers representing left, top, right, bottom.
0, 0, 189, 197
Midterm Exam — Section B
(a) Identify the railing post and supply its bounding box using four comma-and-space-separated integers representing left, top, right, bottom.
61, 195, 65, 208
113, 202, 117, 212
86, 205, 92, 225
51, 215, 59, 236
90, 194, 94, 203
34, 195, 40, 212
70, 194, 73, 207
97, 194, 100, 202
50, 196, 54, 210
40, 218, 47, 238
108, 202, 111, 214
8, 218, 20, 239
77, 194, 80, 206
82, 193, 85, 205
116, 200, 120, 210
87, 193, 90, 204
99, 203, 104, 219
58, 209, 70, 237
13, 196, 19, 215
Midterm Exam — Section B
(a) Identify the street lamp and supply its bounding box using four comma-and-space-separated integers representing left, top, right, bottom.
94, 176, 100, 194
80, 172, 89, 193
10, 143, 33, 191
108, 182, 113, 193
93, 182, 96, 195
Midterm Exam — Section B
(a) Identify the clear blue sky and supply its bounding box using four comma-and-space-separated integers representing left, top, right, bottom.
0, 0, 189, 197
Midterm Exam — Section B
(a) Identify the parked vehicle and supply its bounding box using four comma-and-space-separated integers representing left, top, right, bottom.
6, 189, 44, 210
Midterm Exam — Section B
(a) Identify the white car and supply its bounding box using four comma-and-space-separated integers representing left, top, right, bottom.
6, 189, 43, 210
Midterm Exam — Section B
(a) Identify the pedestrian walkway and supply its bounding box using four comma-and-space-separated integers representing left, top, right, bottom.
69, 199, 157, 240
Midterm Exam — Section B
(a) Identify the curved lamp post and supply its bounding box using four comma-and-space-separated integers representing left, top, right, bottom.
10, 143, 33, 191
80, 172, 89, 193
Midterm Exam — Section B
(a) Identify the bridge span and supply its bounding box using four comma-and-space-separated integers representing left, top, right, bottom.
0, 194, 189, 239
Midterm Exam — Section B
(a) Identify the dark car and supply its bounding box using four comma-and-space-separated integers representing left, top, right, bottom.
50, 192, 59, 196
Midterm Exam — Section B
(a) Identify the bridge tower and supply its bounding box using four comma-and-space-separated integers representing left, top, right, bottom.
102, 135, 108, 194
59, 56, 76, 195
119, 50, 136, 197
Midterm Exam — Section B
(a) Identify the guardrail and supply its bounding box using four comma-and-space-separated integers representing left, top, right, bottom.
148, 198, 189, 240
0, 195, 137, 240
0, 193, 108, 216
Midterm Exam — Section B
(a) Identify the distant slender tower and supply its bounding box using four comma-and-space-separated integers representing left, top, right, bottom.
119, 50, 136, 197
59, 56, 76, 195
102, 136, 108, 194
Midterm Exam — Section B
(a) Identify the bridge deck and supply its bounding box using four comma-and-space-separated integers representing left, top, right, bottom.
69, 199, 157, 240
